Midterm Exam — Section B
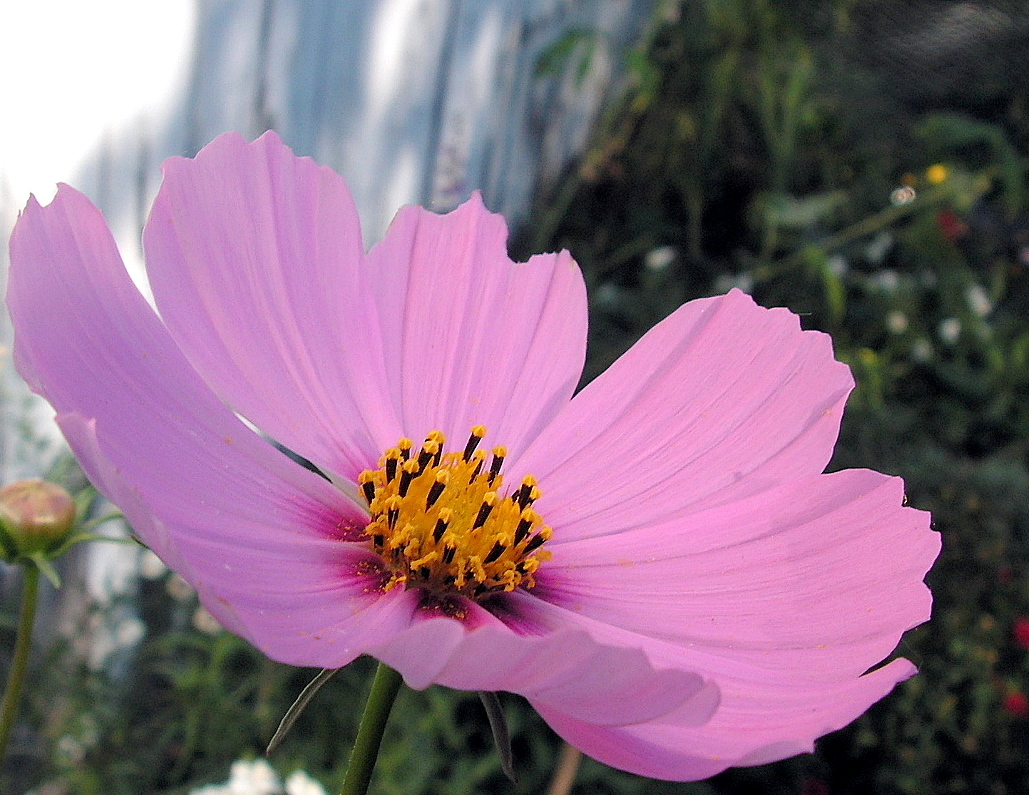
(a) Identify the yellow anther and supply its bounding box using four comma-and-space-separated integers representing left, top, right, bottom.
463, 427, 487, 459
473, 491, 499, 529
358, 429, 552, 599
411, 550, 441, 569
358, 470, 377, 504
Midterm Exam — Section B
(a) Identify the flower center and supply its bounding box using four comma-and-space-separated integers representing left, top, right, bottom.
358, 427, 552, 599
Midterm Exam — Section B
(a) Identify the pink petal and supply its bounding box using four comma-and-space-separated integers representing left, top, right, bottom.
538, 470, 938, 679
363, 194, 587, 459
369, 617, 719, 727
7, 185, 405, 668
511, 289, 854, 542
144, 131, 398, 481
510, 592, 921, 778
535, 657, 914, 780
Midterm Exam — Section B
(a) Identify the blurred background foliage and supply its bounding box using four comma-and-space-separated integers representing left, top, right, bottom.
4, 0, 1029, 793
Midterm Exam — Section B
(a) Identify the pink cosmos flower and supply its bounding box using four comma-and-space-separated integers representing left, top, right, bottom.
7, 131, 939, 780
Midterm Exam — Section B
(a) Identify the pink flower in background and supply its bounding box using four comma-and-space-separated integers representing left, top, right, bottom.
1003, 691, 1029, 719
7, 132, 939, 780
935, 209, 968, 244
1014, 617, 1029, 650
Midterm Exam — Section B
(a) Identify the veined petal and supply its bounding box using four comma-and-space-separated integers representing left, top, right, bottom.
369, 617, 719, 727
171, 532, 423, 668
144, 131, 398, 481
364, 195, 587, 459
535, 657, 914, 780
511, 290, 854, 541
7, 185, 400, 667
512, 592, 918, 779
538, 470, 938, 679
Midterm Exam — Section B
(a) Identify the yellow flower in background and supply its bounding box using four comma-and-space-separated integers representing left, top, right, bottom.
926, 164, 949, 184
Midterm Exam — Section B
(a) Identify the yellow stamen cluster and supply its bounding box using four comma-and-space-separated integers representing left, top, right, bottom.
359, 427, 552, 599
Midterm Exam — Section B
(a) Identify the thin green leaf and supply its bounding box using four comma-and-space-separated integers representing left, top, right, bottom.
266, 668, 340, 755
27, 553, 61, 589
478, 691, 516, 783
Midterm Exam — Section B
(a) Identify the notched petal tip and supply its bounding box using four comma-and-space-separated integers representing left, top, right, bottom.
367, 178, 587, 461
15, 183, 83, 222
145, 123, 385, 481
16, 182, 91, 222
18, 193, 42, 216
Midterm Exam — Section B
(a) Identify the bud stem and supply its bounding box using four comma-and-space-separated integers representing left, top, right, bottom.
0, 563, 40, 762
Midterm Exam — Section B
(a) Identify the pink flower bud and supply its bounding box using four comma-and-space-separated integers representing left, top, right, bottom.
0, 479, 75, 560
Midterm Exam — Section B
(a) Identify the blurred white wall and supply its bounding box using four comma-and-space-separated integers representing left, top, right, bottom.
0, 0, 198, 477
0, 0, 656, 480
0, 0, 655, 680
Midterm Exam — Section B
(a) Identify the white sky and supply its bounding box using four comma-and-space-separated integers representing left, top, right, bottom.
0, 0, 196, 203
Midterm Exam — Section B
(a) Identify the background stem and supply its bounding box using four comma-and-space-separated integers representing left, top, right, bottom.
0, 564, 41, 762
546, 742, 583, 795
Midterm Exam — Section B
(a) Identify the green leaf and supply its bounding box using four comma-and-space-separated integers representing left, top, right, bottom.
27, 553, 61, 589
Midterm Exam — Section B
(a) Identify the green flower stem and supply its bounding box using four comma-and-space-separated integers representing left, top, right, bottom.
339, 662, 404, 795
0, 563, 40, 762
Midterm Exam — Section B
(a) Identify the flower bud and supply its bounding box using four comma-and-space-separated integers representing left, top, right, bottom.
0, 479, 76, 560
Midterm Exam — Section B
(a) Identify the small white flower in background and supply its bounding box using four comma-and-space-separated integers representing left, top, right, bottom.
228, 759, 281, 795
644, 245, 676, 271
712, 272, 754, 294
113, 616, 146, 649
166, 572, 195, 601
85, 612, 146, 670
864, 231, 894, 264
188, 759, 327, 795
55, 734, 86, 765
594, 282, 622, 307
189, 786, 230, 795
889, 186, 916, 206
911, 339, 934, 362
870, 269, 900, 292
965, 284, 992, 317
140, 548, 169, 579
193, 605, 224, 635
886, 311, 908, 334
285, 770, 328, 795
939, 317, 962, 344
